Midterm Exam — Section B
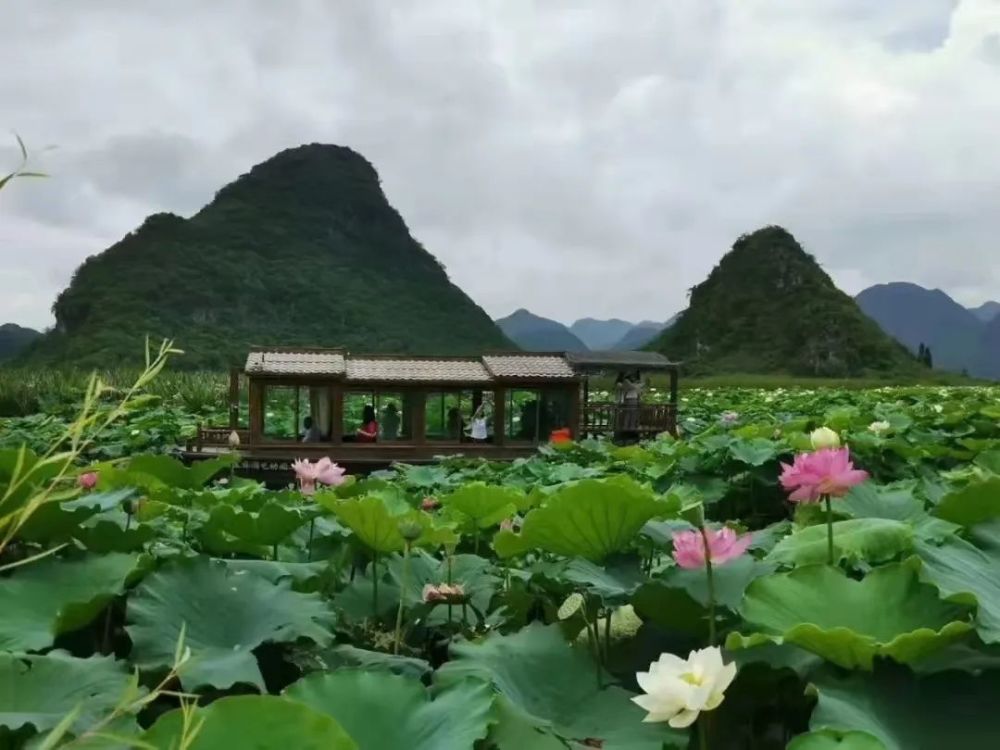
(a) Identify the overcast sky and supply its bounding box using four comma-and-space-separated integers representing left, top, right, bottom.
2, 0, 999, 331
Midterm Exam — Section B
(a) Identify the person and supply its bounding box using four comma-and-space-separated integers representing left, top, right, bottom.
620, 370, 642, 439
382, 402, 400, 441
446, 406, 464, 440
356, 405, 378, 442
467, 401, 489, 442
301, 415, 322, 443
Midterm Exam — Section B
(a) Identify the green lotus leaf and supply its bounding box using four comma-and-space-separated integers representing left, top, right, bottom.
308, 644, 432, 679
662, 555, 776, 610
493, 528, 533, 559
201, 500, 307, 546
286, 670, 493, 750
386, 551, 499, 624
219, 559, 330, 588
728, 562, 972, 669
558, 557, 647, 601
113, 454, 237, 490
143, 695, 356, 750
0, 447, 65, 522
729, 438, 778, 466
838, 484, 925, 523
126, 557, 334, 690
488, 695, 568, 750
808, 666, 1000, 750
0, 652, 137, 735
15, 488, 136, 543
436, 622, 687, 749
933, 477, 1000, 527
974, 450, 1000, 475
787, 730, 885, 750
767, 518, 914, 567
916, 535, 1000, 643
329, 495, 456, 554
440, 482, 521, 530
0, 553, 141, 651
510, 477, 674, 562
72, 510, 157, 553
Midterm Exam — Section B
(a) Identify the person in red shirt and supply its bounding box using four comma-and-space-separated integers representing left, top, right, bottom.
356, 405, 378, 442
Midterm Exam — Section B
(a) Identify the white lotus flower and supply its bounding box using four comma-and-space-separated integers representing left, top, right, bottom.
809, 426, 841, 450
632, 647, 737, 728
868, 420, 890, 435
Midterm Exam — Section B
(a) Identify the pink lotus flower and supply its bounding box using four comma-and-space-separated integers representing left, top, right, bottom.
779, 447, 869, 503
292, 457, 346, 495
78, 472, 99, 491
421, 582, 466, 603
672, 527, 751, 569
421, 496, 440, 511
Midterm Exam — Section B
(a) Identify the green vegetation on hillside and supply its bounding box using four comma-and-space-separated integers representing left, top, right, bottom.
0, 323, 41, 362
650, 226, 921, 378
20, 144, 510, 369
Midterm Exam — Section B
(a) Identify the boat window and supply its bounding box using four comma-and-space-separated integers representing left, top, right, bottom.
263, 386, 332, 442
343, 391, 412, 442
425, 390, 489, 442
505, 388, 573, 442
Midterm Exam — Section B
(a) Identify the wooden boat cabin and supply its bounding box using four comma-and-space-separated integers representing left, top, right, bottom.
188, 347, 679, 474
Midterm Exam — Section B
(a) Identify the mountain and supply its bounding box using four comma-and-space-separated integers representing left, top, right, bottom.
648, 226, 920, 377
613, 320, 667, 350
569, 318, 635, 350
855, 283, 986, 376
971, 301, 1000, 323
20, 144, 511, 369
0, 323, 41, 362
978, 316, 1000, 379
496, 309, 588, 352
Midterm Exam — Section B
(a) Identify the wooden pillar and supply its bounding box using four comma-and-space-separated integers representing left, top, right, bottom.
568, 382, 581, 438
494, 387, 506, 446
249, 379, 264, 445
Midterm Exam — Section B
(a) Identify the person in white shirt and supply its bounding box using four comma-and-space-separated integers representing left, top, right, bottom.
301, 416, 323, 443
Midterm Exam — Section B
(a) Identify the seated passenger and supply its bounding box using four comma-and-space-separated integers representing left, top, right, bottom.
382, 403, 401, 441
301, 416, 323, 443
356, 405, 378, 443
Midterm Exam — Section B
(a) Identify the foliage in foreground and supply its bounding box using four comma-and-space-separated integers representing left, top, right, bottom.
0, 380, 998, 748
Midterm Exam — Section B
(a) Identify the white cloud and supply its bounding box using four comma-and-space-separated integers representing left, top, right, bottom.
1, 0, 998, 331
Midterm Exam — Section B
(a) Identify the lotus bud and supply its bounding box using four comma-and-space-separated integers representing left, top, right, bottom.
228, 430, 241, 449
421, 496, 440, 511
809, 426, 841, 450
397, 519, 424, 543
78, 471, 99, 491
868, 421, 891, 436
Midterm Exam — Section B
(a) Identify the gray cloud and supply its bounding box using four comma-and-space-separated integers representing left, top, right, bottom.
1, 0, 998, 332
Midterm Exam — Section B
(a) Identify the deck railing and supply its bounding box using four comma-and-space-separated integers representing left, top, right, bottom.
580, 402, 677, 438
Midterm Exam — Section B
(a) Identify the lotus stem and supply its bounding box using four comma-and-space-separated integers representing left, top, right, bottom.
825, 495, 834, 566
372, 550, 380, 619
700, 527, 717, 647
447, 552, 454, 627
473, 528, 480, 556
306, 518, 315, 562
603, 607, 612, 665
393, 542, 410, 654
272, 542, 278, 561
699, 714, 709, 750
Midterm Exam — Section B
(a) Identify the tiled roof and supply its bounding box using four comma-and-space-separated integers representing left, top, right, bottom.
245, 350, 346, 376
346, 358, 492, 382
564, 350, 677, 370
482, 354, 576, 379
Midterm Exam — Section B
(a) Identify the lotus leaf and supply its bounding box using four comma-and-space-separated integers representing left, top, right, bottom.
728, 562, 972, 669
143, 695, 356, 749
0, 553, 141, 651
766, 518, 913, 567
916, 535, 1000, 643
126, 557, 334, 689
440, 482, 521, 530
436, 622, 687, 749
933, 476, 1000, 527
286, 670, 493, 750
506, 476, 674, 562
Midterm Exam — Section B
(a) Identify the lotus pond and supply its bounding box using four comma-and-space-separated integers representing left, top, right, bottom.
1, 374, 999, 749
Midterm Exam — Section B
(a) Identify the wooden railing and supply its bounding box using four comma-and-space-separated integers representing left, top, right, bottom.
580, 402, 676, 438
192, 427, 250, 450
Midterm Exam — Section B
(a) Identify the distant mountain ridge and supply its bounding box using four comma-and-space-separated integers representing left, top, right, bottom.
0, 323, 41, 362
612, 320, 669, 350
856, 282, 999, 379
19, 144, 511, 368
970, 301, 1000, 323
569, 318, 635, 350
649, 226, 920, 377
496, 309, 588, 352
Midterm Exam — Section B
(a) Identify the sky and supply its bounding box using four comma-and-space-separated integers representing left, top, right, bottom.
2, 0, 999, 331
